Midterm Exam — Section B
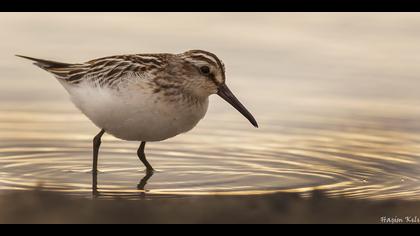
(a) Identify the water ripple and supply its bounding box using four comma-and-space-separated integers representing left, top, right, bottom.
0, 105, 420, 200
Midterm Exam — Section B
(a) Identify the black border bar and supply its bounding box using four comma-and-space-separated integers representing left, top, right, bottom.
1, 0, 419, 12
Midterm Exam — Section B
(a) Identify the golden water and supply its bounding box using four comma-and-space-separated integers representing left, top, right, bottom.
1, 13, 420, 200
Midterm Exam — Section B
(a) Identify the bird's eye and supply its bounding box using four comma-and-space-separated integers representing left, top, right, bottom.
200, 66, 210, 75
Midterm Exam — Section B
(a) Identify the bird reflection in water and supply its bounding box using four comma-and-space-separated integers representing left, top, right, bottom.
92, 171, 154, 199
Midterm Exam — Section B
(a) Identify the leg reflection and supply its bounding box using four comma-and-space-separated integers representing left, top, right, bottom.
92, 170, 154, 198
137, 170, 154, 193
92, 170, 99, 197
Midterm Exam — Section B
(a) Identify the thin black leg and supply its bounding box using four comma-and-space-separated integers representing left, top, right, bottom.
137, 170, 154, 198
137, 141, 154, 172
137, 170, 154, 191
92, 129, 105, 195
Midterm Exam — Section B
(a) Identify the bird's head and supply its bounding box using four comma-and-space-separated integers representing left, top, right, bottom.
178, 50, 258, 128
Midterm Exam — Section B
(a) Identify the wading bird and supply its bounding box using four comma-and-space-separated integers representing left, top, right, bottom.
17, 50, 258, 175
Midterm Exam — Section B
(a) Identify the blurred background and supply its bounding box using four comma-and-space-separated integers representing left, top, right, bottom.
1, 13, 420, 200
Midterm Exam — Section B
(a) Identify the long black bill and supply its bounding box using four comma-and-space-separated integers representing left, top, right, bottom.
217, 84, 258, 128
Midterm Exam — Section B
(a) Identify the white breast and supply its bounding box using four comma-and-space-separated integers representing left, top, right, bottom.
61, 81, 209, 142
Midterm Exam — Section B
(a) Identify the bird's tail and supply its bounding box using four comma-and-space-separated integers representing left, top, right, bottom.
15, 55, 72, 70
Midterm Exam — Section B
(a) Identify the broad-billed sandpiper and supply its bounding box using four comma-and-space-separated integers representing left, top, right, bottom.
17, 50, 258, 174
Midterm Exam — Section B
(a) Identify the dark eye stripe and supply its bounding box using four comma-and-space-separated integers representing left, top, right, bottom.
186, 57, 224, 86
188, 51, 226, 81
208, 73, 221, 86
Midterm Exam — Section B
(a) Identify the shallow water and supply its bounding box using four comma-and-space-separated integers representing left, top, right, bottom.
1, 13, 420, 200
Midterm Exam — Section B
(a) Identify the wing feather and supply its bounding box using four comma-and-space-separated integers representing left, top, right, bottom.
17, 54, 166, 88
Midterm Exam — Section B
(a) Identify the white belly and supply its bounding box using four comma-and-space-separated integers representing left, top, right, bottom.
63, 82, 209, 141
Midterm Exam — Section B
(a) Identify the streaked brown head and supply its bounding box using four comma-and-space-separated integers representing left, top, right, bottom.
179, 50, 258, 128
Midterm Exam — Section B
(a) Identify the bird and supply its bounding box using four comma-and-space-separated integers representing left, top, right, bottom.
16, 50, 258, 175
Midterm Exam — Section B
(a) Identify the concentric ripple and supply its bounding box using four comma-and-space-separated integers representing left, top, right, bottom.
1, 100, 420, 200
